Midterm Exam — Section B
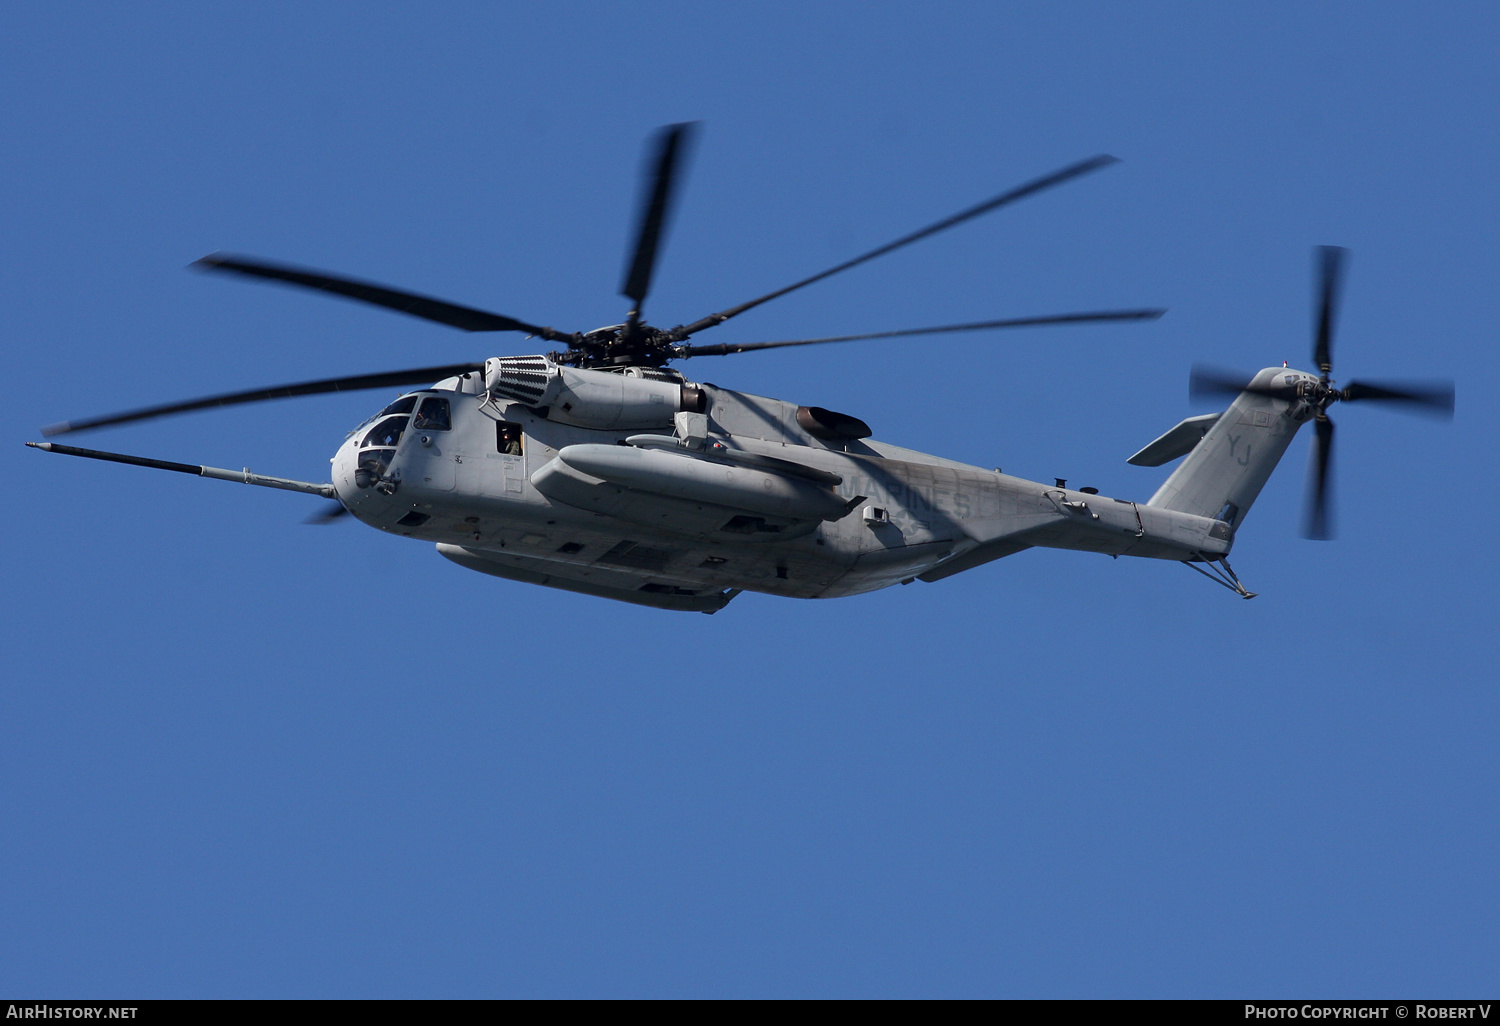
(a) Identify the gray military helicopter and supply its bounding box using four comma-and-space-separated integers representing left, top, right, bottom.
29, 124, 1454, 612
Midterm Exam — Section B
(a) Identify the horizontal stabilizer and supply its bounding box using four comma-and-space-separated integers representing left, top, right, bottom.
1127, 413, 1221, 466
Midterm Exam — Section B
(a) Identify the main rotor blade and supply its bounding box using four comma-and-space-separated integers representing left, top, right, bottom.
676, 309, 1165, 358
305, 501, 352, 525
42, 362, 485, 436
1342, 379, 1455, 416
672, 154, 1121, 339
1313, 245, 1346, 375
1304, 415, 1336, 540
195, 254, 574, 342
621, 122, 697, 324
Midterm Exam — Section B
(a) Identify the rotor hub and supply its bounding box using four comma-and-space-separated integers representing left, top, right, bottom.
556, 322, 681, 368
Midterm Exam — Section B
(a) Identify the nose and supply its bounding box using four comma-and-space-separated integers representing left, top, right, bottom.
332, 440, 361, 504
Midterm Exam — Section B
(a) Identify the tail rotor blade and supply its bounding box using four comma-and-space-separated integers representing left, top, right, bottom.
1343, 379, 1455, 417
1313, 245, 1346, 375
1190, 365, 1255, 401
1304, 415, 1336, 540
1188, 364, 1295, 403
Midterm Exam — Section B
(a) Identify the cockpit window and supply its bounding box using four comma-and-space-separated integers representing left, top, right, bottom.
379, 396, 419, 418
348, 395, 419, 440
414, 397, 451, 431
361, 415, 408, 449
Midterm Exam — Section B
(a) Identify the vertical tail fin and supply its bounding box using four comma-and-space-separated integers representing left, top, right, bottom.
1147, 367, 1313, 531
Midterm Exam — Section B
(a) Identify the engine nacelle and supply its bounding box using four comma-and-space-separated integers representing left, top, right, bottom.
484, 355, 704, 430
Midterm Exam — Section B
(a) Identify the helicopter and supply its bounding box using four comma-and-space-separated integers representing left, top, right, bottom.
29, 124, 1454, 612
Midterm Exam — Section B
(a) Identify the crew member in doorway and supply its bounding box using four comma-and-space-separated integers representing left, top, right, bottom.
497, 424, 522, 455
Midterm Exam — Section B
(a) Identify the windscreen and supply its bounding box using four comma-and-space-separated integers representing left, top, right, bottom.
361, 415, 408, 449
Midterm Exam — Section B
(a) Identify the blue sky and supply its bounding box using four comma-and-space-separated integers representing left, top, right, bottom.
3, 2, 1497, 997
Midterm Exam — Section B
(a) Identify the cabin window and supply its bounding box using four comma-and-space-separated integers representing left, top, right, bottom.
414, 397, 451, 431
361, 415, 408, 449
496, 421, 523, 455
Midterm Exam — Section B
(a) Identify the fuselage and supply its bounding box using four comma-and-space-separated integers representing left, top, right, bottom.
332, 370, 1244, 611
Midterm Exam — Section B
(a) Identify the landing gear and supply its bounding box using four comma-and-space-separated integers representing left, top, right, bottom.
1183, 557, 1257, 599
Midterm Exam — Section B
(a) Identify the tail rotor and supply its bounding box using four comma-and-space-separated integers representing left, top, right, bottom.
1190, 246, 1454, 540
